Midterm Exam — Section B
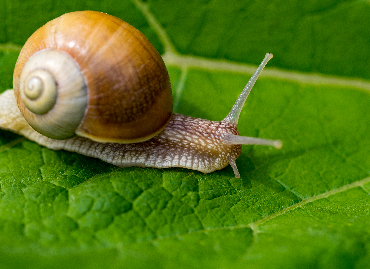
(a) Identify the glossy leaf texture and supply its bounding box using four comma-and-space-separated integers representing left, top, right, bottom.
0, 0, 370, 268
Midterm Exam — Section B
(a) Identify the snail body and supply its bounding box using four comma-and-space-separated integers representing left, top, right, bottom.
0, 11, 282, 178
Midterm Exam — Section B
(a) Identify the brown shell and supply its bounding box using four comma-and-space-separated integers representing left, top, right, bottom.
13, 11, 173, 143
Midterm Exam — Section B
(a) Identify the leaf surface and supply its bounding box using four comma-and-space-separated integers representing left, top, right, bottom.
0, 0, 370, 268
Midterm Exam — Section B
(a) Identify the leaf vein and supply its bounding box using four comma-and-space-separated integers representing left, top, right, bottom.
0, 43, 22, 53
251, 176, 370, 227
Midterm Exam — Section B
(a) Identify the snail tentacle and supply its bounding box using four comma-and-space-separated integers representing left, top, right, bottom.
224, 53, 273, 125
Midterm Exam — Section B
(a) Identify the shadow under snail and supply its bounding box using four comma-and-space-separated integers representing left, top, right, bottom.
0, 11, 282, 178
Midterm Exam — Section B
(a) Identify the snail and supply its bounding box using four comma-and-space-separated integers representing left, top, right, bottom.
0, 11, 282, 178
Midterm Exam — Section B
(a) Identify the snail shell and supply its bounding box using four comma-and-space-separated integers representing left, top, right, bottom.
13, 11, 172, 143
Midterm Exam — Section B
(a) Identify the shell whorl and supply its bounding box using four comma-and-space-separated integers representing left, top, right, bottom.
21, 69, 56, 115
17, 49, 88, 139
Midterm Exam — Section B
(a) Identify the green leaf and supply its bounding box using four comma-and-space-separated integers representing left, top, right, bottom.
1, 1, 370, 268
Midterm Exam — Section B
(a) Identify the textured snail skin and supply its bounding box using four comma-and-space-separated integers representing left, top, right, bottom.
0, 90, 241, 175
